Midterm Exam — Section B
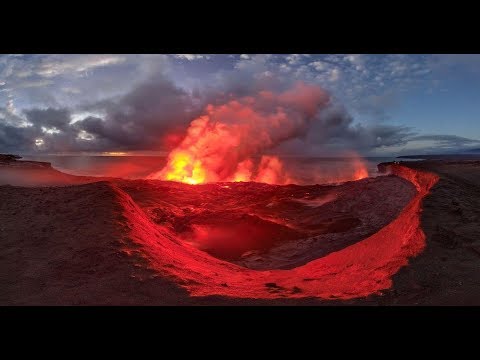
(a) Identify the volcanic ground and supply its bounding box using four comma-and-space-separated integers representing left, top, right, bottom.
1, 155, 480, 305
115, 176, 415, 270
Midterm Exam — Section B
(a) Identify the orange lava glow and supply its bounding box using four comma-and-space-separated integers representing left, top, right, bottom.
121, 164, 439, 300
352, 156, 369, 181
150, 111, 296, 184
148, 83, 369, 185
148, 83, 328, 185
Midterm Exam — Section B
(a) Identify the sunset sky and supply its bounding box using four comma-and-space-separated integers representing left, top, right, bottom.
1, 54, 479, 156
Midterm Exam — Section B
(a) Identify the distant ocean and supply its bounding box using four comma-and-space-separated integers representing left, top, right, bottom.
19, 155, 422, 184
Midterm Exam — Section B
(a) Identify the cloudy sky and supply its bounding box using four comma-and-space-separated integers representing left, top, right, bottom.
1, 54, 480, 156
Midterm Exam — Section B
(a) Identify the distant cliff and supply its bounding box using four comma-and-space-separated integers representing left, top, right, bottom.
0, 154, 52, 169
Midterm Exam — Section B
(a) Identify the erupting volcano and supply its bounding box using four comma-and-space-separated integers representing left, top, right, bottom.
6, 53, 479, 306
0, 80, 422, 305
148, 83, 368, 185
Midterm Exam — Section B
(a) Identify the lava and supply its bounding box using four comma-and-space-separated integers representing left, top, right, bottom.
119, 164, 439, 299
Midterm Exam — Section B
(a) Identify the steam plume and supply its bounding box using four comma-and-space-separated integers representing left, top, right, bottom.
148, 82, 330, 184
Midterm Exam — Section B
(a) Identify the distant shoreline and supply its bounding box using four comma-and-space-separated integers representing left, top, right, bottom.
397, 154, 480, 160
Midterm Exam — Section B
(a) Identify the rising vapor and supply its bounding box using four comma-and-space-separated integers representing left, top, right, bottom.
148, 82, 332, 184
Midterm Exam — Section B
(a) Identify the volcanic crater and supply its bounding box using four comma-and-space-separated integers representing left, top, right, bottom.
0, 155, 439, 303
116, 175, 417, 270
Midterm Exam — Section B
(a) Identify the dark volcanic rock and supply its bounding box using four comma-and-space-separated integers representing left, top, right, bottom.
0, 154, 22, 162
0, 154, 52, 169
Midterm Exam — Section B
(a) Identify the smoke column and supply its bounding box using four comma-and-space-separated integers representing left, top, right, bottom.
148, 82, 331, 184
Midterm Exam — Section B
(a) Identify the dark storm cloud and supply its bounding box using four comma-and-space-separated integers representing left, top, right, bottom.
368, 125, 415, 147
0, 123, 35, 151
24, 108, 71, 131
0, 76, 420, 155
74, 75, 203, 150
298, 103, 415, 151
410, 134, 480, 147
0, 108, 75, 152
0, 107, 115, 153
0, 75, 205, 153
73, 117, 105, 137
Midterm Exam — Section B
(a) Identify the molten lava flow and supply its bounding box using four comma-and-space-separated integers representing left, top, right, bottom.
148, 83, 329, 185
119, 164, 440, 300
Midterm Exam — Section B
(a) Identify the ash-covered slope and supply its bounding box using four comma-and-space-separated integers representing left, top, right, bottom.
0, 182, 189, 305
